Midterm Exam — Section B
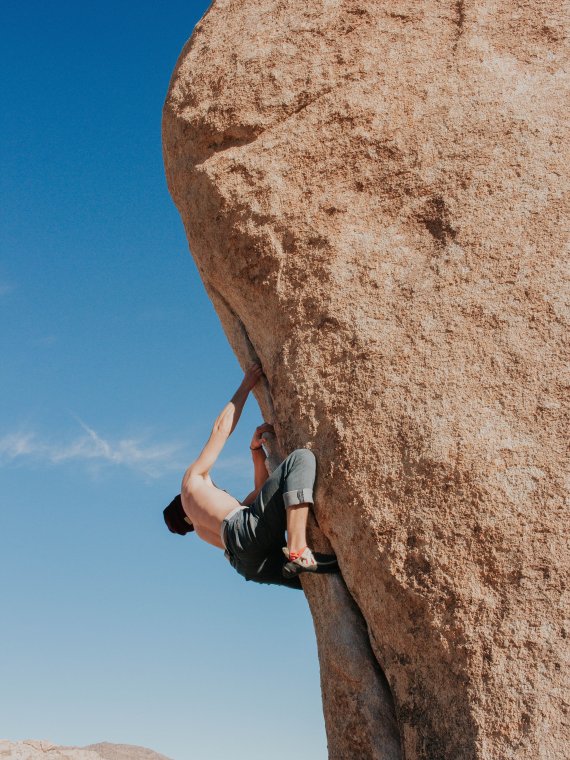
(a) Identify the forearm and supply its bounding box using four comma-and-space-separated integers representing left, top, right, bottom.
212, 383, 249, 438
227, 383, 249, 435
188, 364, 262, 477
252, 447, 268, 491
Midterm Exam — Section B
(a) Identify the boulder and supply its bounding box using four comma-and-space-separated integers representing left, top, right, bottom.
162, 1, 569, 758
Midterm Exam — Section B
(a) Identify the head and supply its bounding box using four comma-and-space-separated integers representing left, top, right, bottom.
163, 494, 194, 536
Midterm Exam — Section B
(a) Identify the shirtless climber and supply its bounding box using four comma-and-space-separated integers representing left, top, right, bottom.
163, 363, 337, 589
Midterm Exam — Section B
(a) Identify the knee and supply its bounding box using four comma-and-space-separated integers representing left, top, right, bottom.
291, 449, 316, 462
288, 448, 316, 469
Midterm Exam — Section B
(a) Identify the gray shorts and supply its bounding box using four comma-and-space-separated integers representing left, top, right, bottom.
221, 448, 316, 583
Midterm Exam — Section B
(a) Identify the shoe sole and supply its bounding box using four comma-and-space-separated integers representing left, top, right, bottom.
282, 561, 319, 579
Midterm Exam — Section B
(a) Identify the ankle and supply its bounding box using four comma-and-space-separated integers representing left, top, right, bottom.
286, 544, 307, 559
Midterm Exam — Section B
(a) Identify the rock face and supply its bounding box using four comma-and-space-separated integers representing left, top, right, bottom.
162, 1, 569, 758
0, 741, 171, 760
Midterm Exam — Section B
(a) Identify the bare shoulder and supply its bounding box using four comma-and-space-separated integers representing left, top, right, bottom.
182, 466, 206, 494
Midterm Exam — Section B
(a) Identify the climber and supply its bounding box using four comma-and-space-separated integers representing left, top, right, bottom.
162, 363, 338, 589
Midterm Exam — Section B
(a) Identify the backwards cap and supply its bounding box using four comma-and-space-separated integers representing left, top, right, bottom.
163, 494, 194, 535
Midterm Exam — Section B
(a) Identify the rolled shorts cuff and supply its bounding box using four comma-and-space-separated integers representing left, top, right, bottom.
283, 488, 314, 508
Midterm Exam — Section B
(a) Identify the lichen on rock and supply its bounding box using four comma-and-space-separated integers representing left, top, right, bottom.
162, 1, 570, 758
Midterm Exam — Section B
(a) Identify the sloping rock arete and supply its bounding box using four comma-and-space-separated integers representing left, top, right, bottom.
162, 1, 569, 758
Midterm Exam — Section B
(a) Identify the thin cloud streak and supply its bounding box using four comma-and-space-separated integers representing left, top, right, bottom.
0, 423, 254, 481
0, 422, 187, 478
0, 432, 37, 458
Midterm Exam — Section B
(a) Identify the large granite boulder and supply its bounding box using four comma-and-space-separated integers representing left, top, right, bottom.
162, 1, 569, 758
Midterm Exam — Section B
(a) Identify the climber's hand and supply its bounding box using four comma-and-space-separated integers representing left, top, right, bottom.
250, 422, 274, 450
241, 363, 264, 392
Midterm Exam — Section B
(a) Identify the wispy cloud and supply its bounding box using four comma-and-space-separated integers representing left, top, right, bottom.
0, 421, 186, 478
0, 432, 37, 458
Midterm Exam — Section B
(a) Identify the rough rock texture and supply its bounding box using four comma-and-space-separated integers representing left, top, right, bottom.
0, 741, 171, 760
163, 1, 569, 758
265, 432, 402, 760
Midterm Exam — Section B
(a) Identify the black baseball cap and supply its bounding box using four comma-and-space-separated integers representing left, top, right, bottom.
163, 494, 194, 535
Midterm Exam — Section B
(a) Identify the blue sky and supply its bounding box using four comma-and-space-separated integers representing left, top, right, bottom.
0, 2, 325, 758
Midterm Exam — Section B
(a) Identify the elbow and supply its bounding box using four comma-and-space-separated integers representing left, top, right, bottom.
215, 405, 235, 437
181, 468, 196, 496
213, 421, 232, 440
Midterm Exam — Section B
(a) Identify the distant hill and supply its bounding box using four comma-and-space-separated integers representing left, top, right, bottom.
0, 740, 172, 760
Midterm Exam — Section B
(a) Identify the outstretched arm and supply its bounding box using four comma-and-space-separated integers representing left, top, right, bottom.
186, 364, 263, 478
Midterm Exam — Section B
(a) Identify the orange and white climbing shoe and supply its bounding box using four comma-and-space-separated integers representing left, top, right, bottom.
282, 546, 318, 578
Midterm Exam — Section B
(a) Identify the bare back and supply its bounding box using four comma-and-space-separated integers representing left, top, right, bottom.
181, 474, 242, 549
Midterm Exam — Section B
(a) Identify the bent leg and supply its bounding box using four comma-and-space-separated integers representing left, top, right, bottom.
281, 448, 316, 509
253, 448, 316, 528
282, 496, 318, 577
279, 448, 316, 553
249, 448, 318, 574
286, 502, 310, 554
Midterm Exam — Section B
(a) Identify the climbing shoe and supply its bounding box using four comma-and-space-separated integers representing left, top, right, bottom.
282, 546, 318, 578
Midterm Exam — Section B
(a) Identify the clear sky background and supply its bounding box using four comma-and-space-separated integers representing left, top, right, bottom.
1, 2, 326, 758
